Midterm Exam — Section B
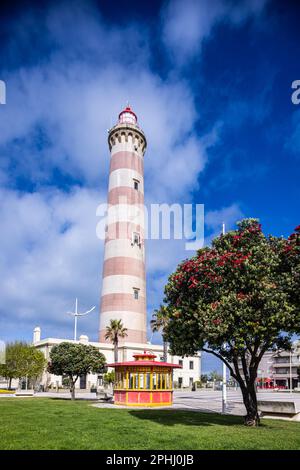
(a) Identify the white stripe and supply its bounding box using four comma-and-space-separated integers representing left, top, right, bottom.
106, 203, 145, 228
101, 275, 145, 296
111, 141, 144, 156
100, 311, 146, 331
104, 239, 145, 261
109, 169, 144, 193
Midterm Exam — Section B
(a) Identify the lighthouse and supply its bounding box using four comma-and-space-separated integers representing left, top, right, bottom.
99, 106, 147, 344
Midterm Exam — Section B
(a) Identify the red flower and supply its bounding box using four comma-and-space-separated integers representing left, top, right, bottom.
237, 293, 247, 300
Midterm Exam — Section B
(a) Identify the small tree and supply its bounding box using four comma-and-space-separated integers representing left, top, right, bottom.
25, 348, 46, 389
105, 319, 128, 362
0, 342, 45, 389
209, 370, 223, 382
103, 371, 115, 386
163, 219, 300, 426
48, 342, 106, 399
200, 374, 209, 383
150, 306, 169, 361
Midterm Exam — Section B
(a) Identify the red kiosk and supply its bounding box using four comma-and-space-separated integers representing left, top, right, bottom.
107, 351, 182, 407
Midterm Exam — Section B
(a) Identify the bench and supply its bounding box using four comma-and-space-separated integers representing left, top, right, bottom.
15, 390, 35, 397
96, 389, 113, 402
258, 400, 300, 421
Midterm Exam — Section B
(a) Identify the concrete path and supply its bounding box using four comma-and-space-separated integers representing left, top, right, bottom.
2, 389, 300, 417
92, 390, 300, 415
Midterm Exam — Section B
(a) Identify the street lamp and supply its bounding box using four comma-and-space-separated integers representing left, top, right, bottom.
289, 349, 293, 393
67, 298, 96, 341
221, 222, 227, 413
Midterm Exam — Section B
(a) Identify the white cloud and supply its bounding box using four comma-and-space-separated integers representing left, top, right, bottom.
162, 0, 269, 66
0, 3, 211, 201
0, 1, 246, 343
205, 203, 244, 243
0, 187, 106, 341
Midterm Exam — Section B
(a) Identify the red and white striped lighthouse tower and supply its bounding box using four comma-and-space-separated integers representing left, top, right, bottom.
99, 106, 147, 344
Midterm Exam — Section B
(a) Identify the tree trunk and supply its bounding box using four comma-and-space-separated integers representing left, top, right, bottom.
240, 382, 260, 426
70, 382, 76, 400
163, 341, 168, 362
8, 377, 12, 390
114, 341, 118, 363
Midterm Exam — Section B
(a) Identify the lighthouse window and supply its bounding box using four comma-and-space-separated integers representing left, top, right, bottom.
133, 288, 139, 300
132, 232, 141, 246
133, 179, 139, 191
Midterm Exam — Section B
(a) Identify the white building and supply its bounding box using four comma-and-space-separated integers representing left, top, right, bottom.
32, 327, 201, 390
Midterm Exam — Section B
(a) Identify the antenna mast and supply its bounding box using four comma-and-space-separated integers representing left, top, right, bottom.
67, 298, 96, 341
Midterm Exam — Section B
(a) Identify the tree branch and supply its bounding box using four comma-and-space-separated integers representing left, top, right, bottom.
232, 354, 247, 391
201, 347, 236, 379
241, 351, 250, 386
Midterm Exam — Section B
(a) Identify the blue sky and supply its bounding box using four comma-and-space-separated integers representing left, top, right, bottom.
0, 0, 299, 373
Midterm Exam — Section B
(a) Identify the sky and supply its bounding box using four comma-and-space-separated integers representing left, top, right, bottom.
0, 0, 300, 373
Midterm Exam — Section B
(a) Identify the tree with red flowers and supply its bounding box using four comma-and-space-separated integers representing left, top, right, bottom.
160, 219, 300, 426
280, 224, 300, 308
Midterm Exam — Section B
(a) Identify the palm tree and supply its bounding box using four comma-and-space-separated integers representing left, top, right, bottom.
150, 306, 169, 362
105, 319, 128, 362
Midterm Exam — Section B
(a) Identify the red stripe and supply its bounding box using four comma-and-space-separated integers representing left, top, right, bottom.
108, 186, 144, 205
100, 293, 146, 313
102, 257, 145, 278
110, 151, 144, 174
99, 328, 146, 344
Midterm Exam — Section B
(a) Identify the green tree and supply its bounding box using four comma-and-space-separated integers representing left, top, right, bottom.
105, 319, 128, 362
150, 306, 169, 361
48, 342, 106, 399
208, 370, 223, 382
103, 370, 115, 385
162, 219, 300, 426
0, 342, 46, 389
25, 348, 46, 389
280, 224, 300, 309
200, 374, 209, 383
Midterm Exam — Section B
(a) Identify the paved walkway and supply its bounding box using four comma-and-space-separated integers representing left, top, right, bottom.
92, 390, 300, 415
2, 389, 300, 416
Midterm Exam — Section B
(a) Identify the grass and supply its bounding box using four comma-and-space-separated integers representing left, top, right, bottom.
0, 398, 299, 450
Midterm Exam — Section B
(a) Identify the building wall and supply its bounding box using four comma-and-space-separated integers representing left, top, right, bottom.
271, 342, 300, 388
233, 341, 300, 389
33, 335, 201, 389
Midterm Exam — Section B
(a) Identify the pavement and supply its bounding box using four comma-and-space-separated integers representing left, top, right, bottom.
172, 389, 300, 415
2, 389, 300, 416
93, 389, 300, 415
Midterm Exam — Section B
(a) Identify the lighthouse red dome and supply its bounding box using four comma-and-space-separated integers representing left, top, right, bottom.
118, 105, 137, 125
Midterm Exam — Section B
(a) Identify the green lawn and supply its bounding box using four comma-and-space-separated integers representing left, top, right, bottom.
0, 398, 299, 450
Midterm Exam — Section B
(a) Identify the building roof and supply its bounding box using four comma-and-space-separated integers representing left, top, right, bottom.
107, 360, 182, 368
107, 351, 182, 368
118, 105, 137, 122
